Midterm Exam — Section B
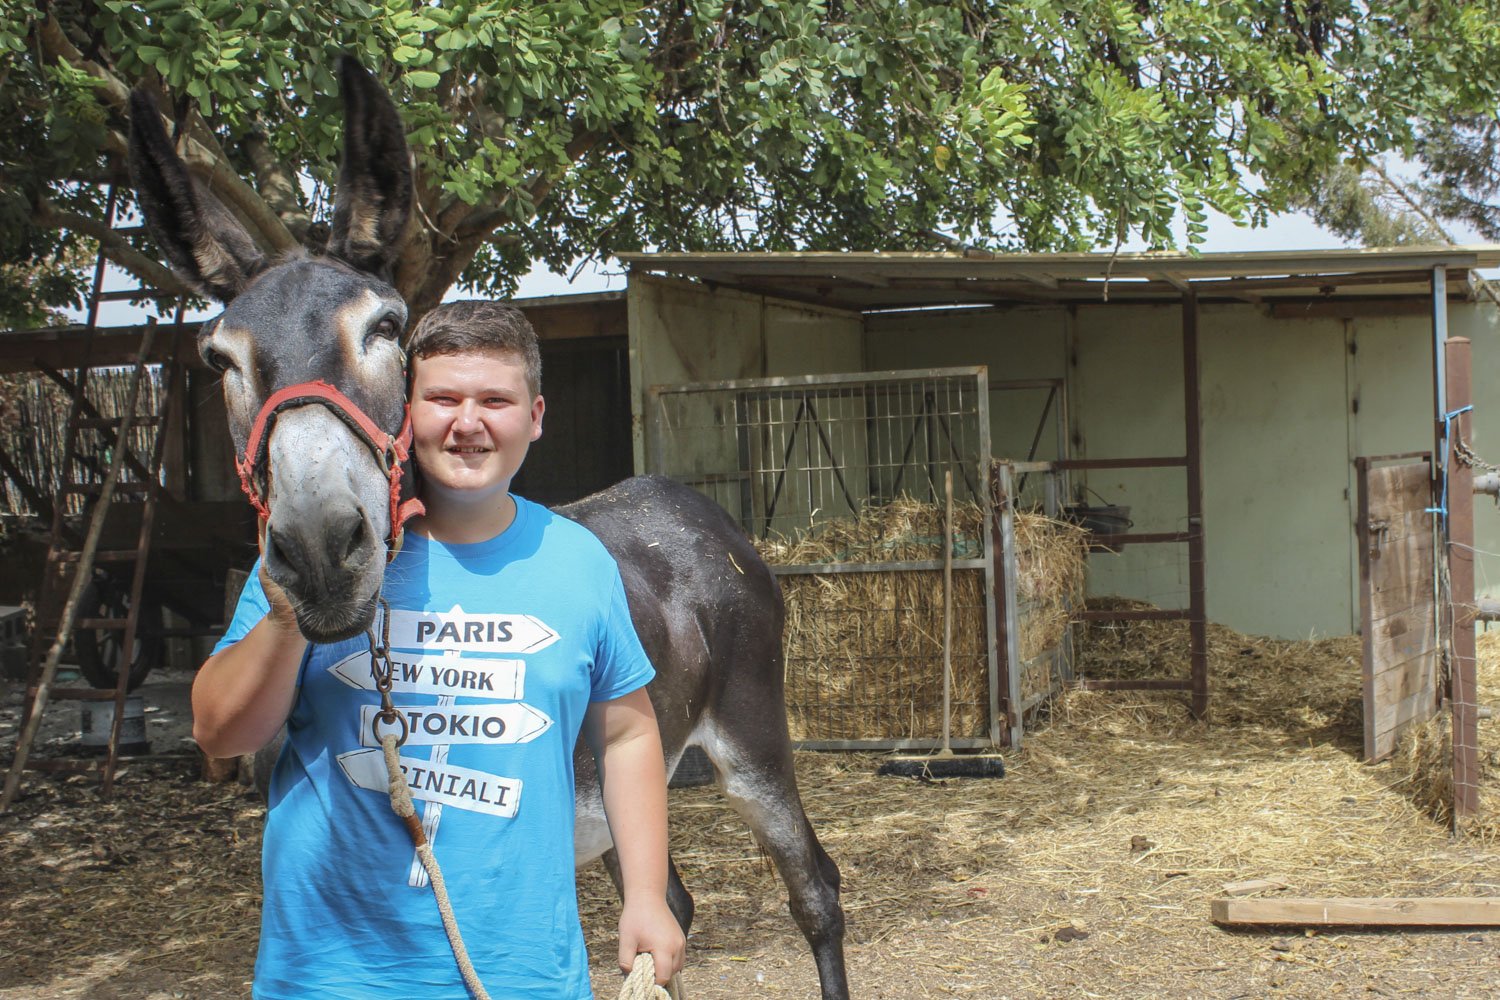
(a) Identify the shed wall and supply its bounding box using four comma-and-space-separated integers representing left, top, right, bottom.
628, 275, 863, 475
871, 299, 1498, 638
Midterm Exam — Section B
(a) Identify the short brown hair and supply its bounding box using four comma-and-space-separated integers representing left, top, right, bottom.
406, 300, 542, 396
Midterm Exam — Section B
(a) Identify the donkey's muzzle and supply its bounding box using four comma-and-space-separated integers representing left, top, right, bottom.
262, 505, 377, 640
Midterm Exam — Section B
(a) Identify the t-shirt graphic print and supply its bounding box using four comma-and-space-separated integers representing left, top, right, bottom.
333, 604, 561, 885
216, 497, 656, 1000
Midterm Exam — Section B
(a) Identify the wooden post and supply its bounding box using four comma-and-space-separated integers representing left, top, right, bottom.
1444, 337, 1480, 822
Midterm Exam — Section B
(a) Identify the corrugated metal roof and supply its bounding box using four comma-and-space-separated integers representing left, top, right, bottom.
618, 247, 1500, 312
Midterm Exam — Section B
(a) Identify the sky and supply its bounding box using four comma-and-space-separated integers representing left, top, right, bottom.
508, 206, 1351, 300
76, 205, 1354, 327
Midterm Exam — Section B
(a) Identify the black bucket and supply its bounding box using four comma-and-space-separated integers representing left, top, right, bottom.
1065, 504, 1133, 553
80, 694, 150, 755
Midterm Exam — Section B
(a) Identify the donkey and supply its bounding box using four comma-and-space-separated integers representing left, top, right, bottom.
128, 59, 848, 1000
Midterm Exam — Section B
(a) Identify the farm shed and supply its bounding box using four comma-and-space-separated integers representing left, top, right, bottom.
619, 248, 1500, 638
617, 248, 1500, 753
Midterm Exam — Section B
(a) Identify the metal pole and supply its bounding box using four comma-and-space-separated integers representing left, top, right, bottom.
1433, 266, 1449, 476
1183, 289, 1209, 721
1444, 337, 1480, 823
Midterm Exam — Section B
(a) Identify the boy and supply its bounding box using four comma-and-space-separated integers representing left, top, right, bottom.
193, 300, 685, 998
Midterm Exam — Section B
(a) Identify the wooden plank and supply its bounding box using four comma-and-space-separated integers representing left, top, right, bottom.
0, 322, 200, 375
1373, 651, 1439, 707
1222, 877, 1292, 897
1366, 561, 1434, 612
1372, 679, 1441, 754
1368, 601, 1437, 664
1360, 457, 1439, 764
1212, 897, 1500, 928
1366, 465, 1432, 521
1364, 507, 1434, 545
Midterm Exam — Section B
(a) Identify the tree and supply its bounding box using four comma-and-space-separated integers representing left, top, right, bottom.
1294, 115, 1500, 252
3, 0, 1499, 326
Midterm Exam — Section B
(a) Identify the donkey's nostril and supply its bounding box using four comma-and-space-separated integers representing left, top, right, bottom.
341, 515, 369, 564
263, 527, 303, 589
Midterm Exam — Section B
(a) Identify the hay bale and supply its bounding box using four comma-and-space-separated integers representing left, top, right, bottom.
1013, 513, 1088, 700
1071, 596, 1362, 732
756, 497, 1087, 742
774, 567, 990, 741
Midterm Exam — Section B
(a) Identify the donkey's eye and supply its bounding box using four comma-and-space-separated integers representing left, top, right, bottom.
369, 313, 402, 343
203, 347, 235, 373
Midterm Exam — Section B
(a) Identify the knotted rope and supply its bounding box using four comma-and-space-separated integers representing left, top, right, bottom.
620, 952, 686, 1000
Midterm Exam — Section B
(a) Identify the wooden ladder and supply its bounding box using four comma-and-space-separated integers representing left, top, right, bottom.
1, 188, 184, 810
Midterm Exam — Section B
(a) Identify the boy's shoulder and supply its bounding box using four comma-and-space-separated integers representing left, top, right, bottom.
520, 496, 615, 562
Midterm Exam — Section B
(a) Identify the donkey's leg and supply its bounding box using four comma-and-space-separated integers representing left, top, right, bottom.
601, 847, 696, 935
699, 725, 849, 1000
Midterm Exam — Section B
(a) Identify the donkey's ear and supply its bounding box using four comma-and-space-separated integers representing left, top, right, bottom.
326, 58, 413, 281
127, 89, 267, 302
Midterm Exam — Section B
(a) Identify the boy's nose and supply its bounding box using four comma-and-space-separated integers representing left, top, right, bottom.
453, 402, 482, 431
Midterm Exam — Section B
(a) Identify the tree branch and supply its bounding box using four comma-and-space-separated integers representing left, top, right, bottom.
38, 15, 300, 254
243, 131, 313, 241
1369, 164, 1500, 309
40, 202, 193, 296
451, 129, 605, 241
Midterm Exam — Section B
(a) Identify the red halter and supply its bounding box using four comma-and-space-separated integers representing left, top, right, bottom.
235, 380, 425, 551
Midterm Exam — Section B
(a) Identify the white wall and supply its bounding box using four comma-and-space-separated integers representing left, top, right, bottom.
627, 276, 864, 526
867, 297, 1499, 637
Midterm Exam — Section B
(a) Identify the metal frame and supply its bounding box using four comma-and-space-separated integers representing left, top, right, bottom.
647, 366, 1000, 750
1057, 292, 1210, 719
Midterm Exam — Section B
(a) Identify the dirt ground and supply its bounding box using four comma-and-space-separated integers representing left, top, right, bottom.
4, 646, 1500, 999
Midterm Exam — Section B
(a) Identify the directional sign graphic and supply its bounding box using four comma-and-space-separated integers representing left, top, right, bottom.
387, 605, 558, 654
358, 703, 553, 747
337, 749, 521, 819
327, 650, 525, 699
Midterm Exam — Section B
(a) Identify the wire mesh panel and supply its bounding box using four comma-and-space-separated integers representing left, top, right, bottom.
648, 367, 998, 749
992, 462, 1088, 745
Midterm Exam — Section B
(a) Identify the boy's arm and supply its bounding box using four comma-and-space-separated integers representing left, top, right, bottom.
583, 686, 686, 986
191, 563, 307, 759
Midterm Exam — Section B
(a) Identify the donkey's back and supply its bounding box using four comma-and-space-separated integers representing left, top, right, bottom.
560, 475, 784, 768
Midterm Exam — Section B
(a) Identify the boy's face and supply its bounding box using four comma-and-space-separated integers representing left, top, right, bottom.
408, 349, 544, 505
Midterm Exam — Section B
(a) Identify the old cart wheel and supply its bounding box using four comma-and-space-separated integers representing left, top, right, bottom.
75, 574, 162, 692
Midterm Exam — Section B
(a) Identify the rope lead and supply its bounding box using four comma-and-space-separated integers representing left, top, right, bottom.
380, 732, 492, 1000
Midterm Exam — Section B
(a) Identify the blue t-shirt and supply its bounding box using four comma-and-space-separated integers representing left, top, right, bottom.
215, 497, 656, 999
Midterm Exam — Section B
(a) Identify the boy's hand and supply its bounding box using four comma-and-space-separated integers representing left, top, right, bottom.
257, 559, 299, 633
256, 518, 299, 633
618, 898, 686, 985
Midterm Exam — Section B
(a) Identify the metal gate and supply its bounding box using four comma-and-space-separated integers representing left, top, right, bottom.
1355, 453, 1440, 763
646, 367, 998, 749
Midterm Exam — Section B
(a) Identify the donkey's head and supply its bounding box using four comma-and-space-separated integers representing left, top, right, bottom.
129, 59, 414, 642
